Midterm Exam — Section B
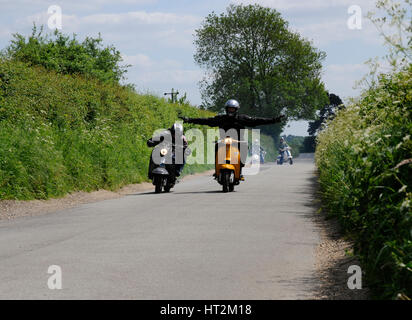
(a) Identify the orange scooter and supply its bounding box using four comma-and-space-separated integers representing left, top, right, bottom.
214, 137, 245, 192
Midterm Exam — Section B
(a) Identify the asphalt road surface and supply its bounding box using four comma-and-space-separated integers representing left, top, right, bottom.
0, 154, 321, 299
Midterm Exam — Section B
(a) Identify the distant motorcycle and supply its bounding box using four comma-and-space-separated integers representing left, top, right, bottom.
277, 146, 293, 165
149, 142, 190, 193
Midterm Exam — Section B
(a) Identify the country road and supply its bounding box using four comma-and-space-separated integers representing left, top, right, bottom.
0, 154, 323, 299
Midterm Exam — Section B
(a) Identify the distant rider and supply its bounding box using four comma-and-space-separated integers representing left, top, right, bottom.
278, 137, 289, 164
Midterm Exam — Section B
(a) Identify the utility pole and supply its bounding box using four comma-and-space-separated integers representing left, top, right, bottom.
164, 88, 179, 103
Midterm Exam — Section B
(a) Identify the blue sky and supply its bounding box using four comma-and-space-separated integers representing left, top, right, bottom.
0, 0, 391, 135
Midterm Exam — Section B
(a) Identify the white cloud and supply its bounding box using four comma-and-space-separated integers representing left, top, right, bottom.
0, 0, 158, 13
231, 0, 376, 11
293, 18, 381, 46
24, 10, 200, 28
123, 54, 201, 84
80, 11, 200, 26
122, 53, 153, 68
121, 53, 202, 103
322, 63, 369, 98
231, 0, 382, 46
18, 10, 200, 50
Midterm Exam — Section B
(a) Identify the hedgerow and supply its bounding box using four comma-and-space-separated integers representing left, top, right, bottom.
315, 65, 411, 299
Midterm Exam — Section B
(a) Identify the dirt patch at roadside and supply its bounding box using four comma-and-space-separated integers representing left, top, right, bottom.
0, 170, 214, 221
312, 211, 370, 300
307, 173, 370, 300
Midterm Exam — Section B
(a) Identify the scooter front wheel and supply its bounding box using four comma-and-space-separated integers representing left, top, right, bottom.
289, 158, 293, 165
154, 176, 163, 193
222, 172, 230, 193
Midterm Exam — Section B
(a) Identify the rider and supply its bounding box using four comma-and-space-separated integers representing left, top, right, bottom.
278, 137, 289, 164
180, 99, 285, 177
147, 123, 188, 179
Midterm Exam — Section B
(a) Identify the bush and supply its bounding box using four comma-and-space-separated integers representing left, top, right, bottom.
4, 25, 128, 83
315, 65, 412, 299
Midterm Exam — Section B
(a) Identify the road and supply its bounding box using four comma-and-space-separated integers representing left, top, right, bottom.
0, 154, 321, 299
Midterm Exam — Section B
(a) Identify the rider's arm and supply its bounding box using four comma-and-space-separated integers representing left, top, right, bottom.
239, 114, 285, 127
180, 116, 220, 127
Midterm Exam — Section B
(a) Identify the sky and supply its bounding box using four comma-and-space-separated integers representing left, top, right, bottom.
0, 0, 391, 136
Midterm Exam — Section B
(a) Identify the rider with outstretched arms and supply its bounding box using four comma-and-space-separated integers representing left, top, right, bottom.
180, 99, 285, 177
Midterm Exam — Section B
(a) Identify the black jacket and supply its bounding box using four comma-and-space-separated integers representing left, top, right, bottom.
181, 114, 284, 140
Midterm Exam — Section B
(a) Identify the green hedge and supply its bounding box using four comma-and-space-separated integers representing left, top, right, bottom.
315, 65, 411, 299
0, 59, 215, 199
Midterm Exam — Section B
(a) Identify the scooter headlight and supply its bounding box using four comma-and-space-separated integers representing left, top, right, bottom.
160, 148, 168, 156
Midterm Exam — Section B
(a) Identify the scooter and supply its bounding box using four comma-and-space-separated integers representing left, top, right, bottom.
277, 146, 293, 165
214, 137, 245, 193
149, 143, 189, 193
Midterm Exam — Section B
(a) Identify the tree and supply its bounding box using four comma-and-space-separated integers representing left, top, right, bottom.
300, 136, 316, 153
308, 93, 344, 136
194, 4, 328, 136
4, 25, 129, 83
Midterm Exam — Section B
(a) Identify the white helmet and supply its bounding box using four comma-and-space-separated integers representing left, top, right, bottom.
170, 123, 183, 137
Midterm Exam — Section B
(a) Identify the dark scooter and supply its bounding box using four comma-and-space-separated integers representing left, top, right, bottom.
149, 143, 190, 193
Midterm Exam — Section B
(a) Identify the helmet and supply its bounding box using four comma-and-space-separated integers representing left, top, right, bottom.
170, 123, 183, 137
224, 99, 240, 117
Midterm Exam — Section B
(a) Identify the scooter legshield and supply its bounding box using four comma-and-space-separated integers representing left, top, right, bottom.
152, 167, 169, 175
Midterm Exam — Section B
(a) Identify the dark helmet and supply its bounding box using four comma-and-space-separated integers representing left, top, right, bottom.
170, 122, 183, 137
224, 99, 240, 117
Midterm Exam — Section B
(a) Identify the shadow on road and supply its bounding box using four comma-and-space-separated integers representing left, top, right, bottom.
127, 190, 224, 196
